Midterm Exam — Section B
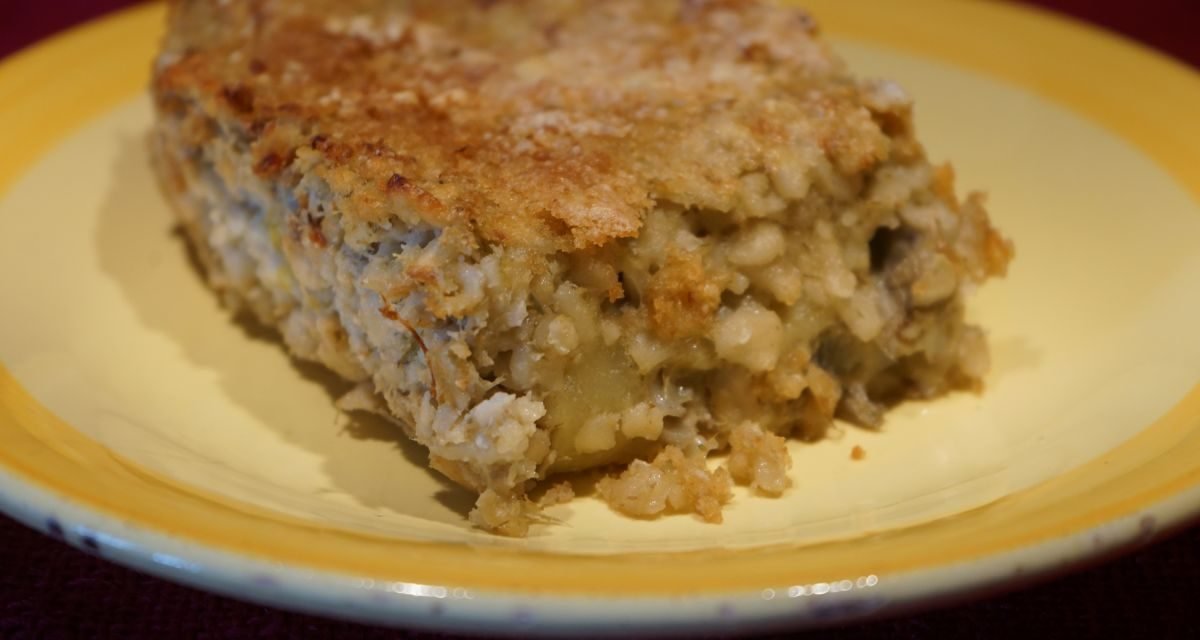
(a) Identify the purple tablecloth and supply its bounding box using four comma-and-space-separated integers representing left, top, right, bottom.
2, 2, 1198, 637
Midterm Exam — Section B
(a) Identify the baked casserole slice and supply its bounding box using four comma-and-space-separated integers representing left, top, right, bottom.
151, 0, 1012, 535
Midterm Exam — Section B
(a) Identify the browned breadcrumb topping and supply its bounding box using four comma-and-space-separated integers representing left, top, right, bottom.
155, 0, 871, 251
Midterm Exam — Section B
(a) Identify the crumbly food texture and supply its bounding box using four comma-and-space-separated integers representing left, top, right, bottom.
150, 0, 1012, 535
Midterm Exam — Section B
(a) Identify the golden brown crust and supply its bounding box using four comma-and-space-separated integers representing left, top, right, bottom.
153, 0, 870, 251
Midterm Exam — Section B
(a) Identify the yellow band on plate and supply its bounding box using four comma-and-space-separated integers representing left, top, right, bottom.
1, 1, 1199, 595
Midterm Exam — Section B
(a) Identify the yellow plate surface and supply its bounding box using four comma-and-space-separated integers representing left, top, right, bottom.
1, 1, 1198, 633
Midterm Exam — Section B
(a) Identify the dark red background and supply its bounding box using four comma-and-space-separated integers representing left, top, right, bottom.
2, 2, 1198, 638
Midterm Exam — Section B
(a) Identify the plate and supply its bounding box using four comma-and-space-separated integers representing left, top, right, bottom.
2, 1, 1199, 635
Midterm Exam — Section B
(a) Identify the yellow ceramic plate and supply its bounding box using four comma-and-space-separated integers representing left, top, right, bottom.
2, 1, 1199, 635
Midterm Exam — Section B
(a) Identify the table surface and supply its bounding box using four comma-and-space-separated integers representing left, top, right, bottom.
2, 1, 1198, 638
